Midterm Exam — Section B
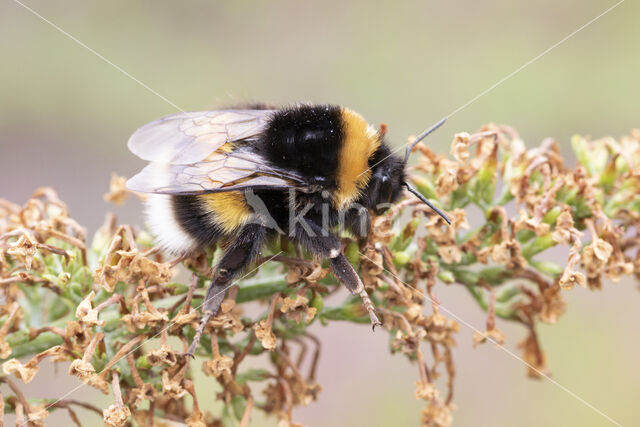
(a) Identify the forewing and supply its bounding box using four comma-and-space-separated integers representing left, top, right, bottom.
126, 150, 309, 195
127, 109, 276, 164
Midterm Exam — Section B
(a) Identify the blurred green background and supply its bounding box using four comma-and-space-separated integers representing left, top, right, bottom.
1, 1, 639, 426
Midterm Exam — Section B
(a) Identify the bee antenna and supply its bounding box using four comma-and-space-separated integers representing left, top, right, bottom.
403, 117, 447, 164
402, 181, 451, 225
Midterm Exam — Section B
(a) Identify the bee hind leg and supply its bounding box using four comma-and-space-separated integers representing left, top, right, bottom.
186, 224, 267, 357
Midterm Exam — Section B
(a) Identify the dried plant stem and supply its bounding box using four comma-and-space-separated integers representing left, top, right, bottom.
266, 293, 280, 329
112, 372, 124, 407
95, 294, 127, 313
232, 333, 257, 375
1, 377, 31, 418
99, 335, 145, 378
239, 395, 254, 427
82, 332, 104, 363
276, 348, 305, 385
305, 333, 321, 382
126, 353, 145, 388
416, 348, 429, 384
0, 303, 20, 339
181, 274, 199, 315
29, 325, 73, 348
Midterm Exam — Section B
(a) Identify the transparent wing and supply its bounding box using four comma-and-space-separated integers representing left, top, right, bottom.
126, 149, 309, 195
127, 109, 276, 164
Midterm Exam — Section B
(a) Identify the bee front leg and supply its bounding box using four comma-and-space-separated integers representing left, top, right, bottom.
292, 220, 381, 330
186, 224, 266, 357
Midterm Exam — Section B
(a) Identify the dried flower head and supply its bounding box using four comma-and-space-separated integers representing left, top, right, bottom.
280, 295, 317, 324
254, 318, 278, 351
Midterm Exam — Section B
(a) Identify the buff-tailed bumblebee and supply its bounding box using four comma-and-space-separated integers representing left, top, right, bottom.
126, 104, 450, 355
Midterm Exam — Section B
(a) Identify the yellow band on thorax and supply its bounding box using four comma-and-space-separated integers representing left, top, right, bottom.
335, 108, 380, 209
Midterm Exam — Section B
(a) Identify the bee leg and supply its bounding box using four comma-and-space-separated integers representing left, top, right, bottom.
344, 206, 371, 243
186, 224, 266, 357
330, 253, 382, 330
292, 221, 382, 330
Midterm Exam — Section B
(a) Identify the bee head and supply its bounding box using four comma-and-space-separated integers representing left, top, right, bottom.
364, 117, 451, 224
365, 153, 406, 215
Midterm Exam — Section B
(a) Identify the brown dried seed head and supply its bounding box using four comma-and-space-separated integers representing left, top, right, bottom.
6, 232, 38, 270
68, 359, 96, 378
472, 328, 506, 347
415, 380, 439, 401
185, 409, 207, 427
592, 238, 613, 262
2, 359, 39, 383
514, 209, 550, 236
147, 345, 178, 367
75, 291, 105, 327
202, 354, 234, 384
393, 328, 427, 354
519, 332, 549, 378
128, 254, 173, 285
171, 308, 198, 326
420, 401, 453, 427
559, 270, 587, 290
161, 371, 187, 399
68, 359, 110, 393
280, 295, 317, 324
122, 310, 169, 332
65, 320, 91, 347
437, 245, 462, 264
254, 319, 277, 351
207, 310, 244, 334
93, 264, 120, 293
449, 209, 470, 230
539, 286, 566, 324
0, 341, 11, 359
405, 304, 424, 323
27, 405, 49, 427
435, 159, 459, 197
103, 403, 132, 427
104, 173, 130, 206
128, 383, 156, 408
450, 132, 471, 163
475, 247, 491, 264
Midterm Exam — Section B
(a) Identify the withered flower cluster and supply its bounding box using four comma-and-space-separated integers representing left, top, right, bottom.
0, 126, 638, 426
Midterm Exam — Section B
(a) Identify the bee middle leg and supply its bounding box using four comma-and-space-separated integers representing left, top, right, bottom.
291, 220, 382, 329
186, 224, 266, 357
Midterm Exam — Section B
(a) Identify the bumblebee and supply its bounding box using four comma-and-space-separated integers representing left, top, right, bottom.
126, 104, 449, 354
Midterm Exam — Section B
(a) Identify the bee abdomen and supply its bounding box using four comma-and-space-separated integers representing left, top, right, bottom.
145, 194, 200, 255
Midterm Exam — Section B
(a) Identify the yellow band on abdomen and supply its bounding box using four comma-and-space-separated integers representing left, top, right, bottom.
200, 191, 252, 234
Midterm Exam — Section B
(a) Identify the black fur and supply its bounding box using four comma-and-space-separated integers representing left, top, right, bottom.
258, 104, 343, 189
171, 195, 222, 247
